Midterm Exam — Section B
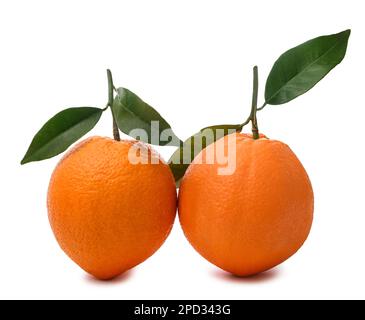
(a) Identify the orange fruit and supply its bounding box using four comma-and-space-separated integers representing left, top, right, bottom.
48, 136, 177, 280
178, 133, 313, 276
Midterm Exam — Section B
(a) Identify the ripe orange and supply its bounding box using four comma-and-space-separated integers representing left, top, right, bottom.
178, 133, 313, 276
48, 136, 177, 280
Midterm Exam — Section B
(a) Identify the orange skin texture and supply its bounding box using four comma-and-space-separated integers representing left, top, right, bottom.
48, 136, 177, 280
178, 133, 314, 276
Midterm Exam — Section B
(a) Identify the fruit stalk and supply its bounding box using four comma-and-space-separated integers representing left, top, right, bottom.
107, 69, 121, 141
250, 66, 259, 139
238, 66, 261, 138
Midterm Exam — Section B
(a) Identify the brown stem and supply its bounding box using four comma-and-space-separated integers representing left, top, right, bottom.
240, 66, 260, 138
250, 66, 259, 139
107, 69, 121, 141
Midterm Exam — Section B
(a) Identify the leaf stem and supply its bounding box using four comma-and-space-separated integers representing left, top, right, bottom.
257, 102, 267, 111
107, 69, 121, 141
239, 116, 251, 130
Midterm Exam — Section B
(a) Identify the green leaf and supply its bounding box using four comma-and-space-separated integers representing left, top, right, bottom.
21, 107, 103, 164
168, 124, 242, 186
265, 29, 351, 105
112, 88, 182, 146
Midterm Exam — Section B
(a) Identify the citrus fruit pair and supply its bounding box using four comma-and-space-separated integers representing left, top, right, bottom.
48, 133, 313, 280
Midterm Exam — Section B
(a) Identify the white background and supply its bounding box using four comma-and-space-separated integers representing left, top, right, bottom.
1, 0, 364, 300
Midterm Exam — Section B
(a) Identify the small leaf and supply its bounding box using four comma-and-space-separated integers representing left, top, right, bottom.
21, 107, 103, 164
112, 88, 182, 146
169, 124, 242, 186
265, 29, 351, 105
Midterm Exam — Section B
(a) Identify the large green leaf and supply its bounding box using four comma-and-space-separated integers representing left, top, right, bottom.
169, 124, 242, 186
112, 88, 182, 146
265, 29, 351, 105
21, 107, 103, 164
